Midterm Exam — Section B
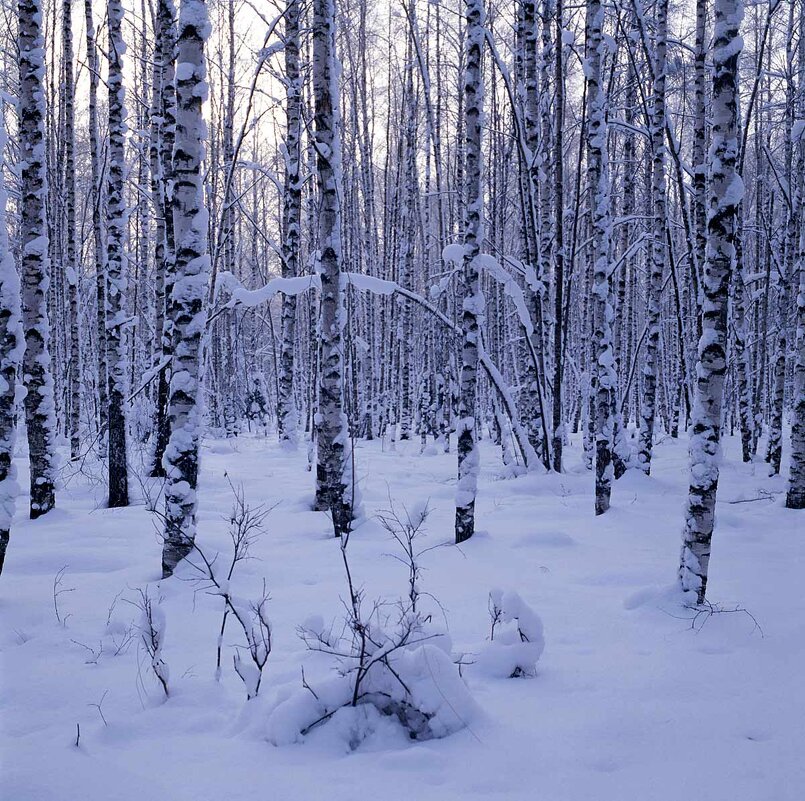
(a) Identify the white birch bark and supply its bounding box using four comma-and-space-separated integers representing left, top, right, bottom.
638, 0, 669, 475
312, 0, 352, 537
161, 0, 211, 577
584, 0, 615, 515
18, 0, 57, 518
680, 0, 744, 603
454, 0, 484, 544
105, 0, 130, 507
0, 117, 24, 575
277, 0, 302, 447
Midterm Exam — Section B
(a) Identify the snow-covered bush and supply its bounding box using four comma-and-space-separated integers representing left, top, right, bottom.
476, 589, 545, 678
266, 506, 477, 747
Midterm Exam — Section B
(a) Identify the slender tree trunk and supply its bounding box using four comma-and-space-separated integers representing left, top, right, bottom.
585, 0, 614, 515
638, 0, 669, 475
680, 0, 743, 603
106, 0, 130, 507
62, 0, 80, 460
277, 0, 302, 447
18, 0, 57, 518
162, 0, 211, 577
454, 0, 483, 544
312, 0, 352, 537
151, 0, 177, 477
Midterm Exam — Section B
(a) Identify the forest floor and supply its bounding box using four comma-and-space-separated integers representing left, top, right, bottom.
1, 429, 803, 801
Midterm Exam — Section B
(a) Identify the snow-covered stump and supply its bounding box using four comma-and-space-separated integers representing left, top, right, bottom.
584, 0, 615, 515
18, 0, 57, 519
105, 0, 130, 508
277, 0, 302, 448
680, 0, 743, 604
312, 0, 352, 537
161, 0, 211, 578
455, 0, 484, 545
0, 118, 23, 576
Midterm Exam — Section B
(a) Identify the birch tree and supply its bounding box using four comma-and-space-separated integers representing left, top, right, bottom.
0, 116, 23, 576
161, 0, 211, 577
18, 0, 57, 518
105, 0, 130, 507
680, 0, 743, 603
454, 0, 483, 544
277, 0, 301, 446
638, 0, 669, 475
312, 0, 352, 537
584, 0, 615, 515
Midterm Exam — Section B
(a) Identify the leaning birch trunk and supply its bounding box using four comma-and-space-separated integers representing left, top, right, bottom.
680, 0, 743, 603
105, 0, 130, 508
638, 0, 669, 475
63, 0, 80, 460
84, 0, 108, 443
277, 0, 301, 447
584, 0, 614, 515
0, 119, 24, 576
150, 0, 177, 477
312, 0, 352, 537
161, 0, 211, 577
454, 0, 483, 544
18, 0, 56, 518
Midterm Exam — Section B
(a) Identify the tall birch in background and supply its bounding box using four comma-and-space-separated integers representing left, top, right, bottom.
84, 0, 108, 442
150, 0, 177, 477
638, 0, 669, 474
312, 0, 352, 537
454, 0, 483, 544
62, 0, 80, 460
18, 0, 56, 518
161, 0, 211, 577
0, 117, 24, 576
680, 0, 743, 603
277, 0, 302, 446
584, 0, 614, 515
105, 0, 130, 507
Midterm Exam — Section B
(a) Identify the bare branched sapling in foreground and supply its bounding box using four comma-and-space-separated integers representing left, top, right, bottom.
187, 482, 273, 699
133, 587, 170, 698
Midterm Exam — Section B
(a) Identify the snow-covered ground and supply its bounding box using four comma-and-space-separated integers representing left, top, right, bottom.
1, 432, 802, 800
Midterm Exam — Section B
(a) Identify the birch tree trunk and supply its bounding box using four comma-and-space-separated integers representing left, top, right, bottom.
277, 0, 302, 447
84, 0, 108, 443
62, 0, 80, 460
638, 0, 669, 475
18, 0, 57, 518
454, 0, 483, 544
680, 0, 743, 603
312, 0, 352, 537
150, 0, 177, 477
105, 0, 130, 507
161, 0, 211, 577
584, 0, 614, 515
786, 0, 805, 509
0, 118, 23, 576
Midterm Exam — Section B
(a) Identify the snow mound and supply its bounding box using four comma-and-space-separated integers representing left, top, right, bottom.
476, 589, 545, 678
